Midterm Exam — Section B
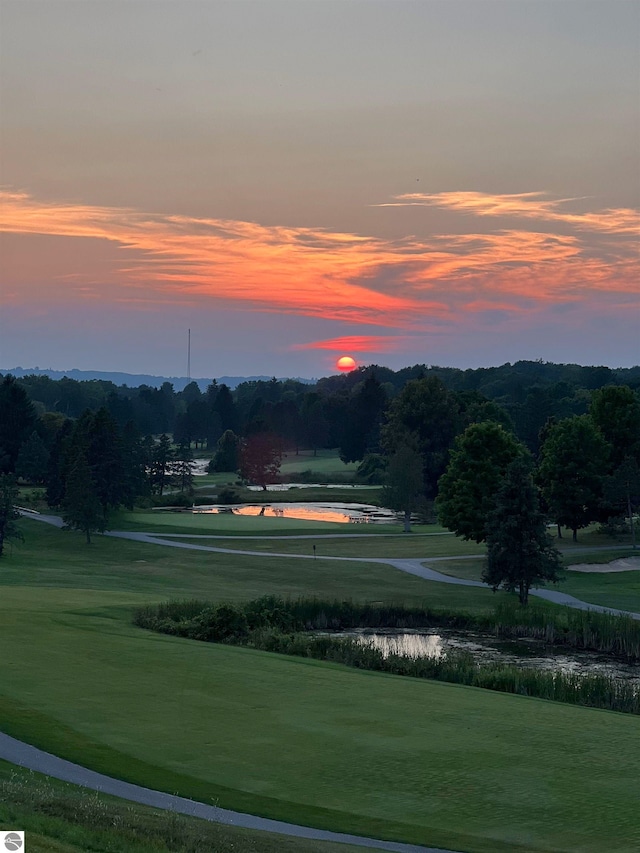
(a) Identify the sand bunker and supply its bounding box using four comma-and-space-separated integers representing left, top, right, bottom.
567, 557, 640, 573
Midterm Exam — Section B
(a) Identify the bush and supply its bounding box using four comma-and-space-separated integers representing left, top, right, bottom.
217, 487, 240, 504
597, 516, 630, 537
151, 493, 192, 508
356, 454, 387, 484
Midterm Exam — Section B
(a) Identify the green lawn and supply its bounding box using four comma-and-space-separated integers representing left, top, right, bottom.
551, 525, 636, 550
561, 569, 640, 613
427, 553, 640, 613
2, 582, 640, 853
279, 450, 359, 478
175, 532, 486, 559
2, 520, 639, 852
5, 520, 500, 613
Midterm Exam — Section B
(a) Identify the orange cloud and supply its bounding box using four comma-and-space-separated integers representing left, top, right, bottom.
1, 190, 637, 334
0, 190, 437, 327
375, 191, 640, 235
291, 335, 412, 353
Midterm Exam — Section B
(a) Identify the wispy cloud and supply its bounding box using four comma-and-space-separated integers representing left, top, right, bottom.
375, 191, 640, 235
1, 189, 637, 342
0, 190, 434, 327
291, 335, 413, 353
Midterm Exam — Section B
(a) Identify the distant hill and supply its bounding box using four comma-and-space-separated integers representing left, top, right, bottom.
0, 367, 314, 391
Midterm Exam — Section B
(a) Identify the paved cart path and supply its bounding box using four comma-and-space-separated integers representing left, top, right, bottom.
0, 732, 456, 853
17, 512, 640, 619
112, 528, 640, 619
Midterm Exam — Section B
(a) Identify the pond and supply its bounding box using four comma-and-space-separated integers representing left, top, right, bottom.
332, 629, 640, 684
192, 502, 401, 524
245, 483, 379, 491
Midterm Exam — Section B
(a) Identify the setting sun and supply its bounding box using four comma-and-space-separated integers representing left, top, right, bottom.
336, 355, 357, 372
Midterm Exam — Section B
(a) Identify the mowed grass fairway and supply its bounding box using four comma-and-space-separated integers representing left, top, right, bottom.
1, 521, 639, 852
176, 532, 486, 559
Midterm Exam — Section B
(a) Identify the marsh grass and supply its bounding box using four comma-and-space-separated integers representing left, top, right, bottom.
136, 597, 640, 660
491, 602, 640, 660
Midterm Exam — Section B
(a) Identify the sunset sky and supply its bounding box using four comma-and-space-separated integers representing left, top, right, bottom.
1, 0, 638, 379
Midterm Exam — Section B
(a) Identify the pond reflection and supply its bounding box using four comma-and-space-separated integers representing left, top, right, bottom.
193, 502, 401, 524
336, 630, 640, 684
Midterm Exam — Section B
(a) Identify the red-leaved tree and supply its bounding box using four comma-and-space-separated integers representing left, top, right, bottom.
239, 433, 283, 490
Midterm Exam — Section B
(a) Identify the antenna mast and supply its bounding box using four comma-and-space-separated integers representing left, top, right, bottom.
187, 328, 191, 381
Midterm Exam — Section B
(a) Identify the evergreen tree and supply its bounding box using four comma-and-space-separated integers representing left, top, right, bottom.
86, 408, 126, 522
301, 395, 329, 456
0, 375, 37, 473
121, 421, 150, 506
15, 431, 50, 484
204, 382, 223, 448
0, 474, 23, 557
62, 453, 104, 544
209, 430, 240, 473
174, 443, 195, 494
213, 384, 238, 433
46, 419, 74, 507
340, 373, 388, 463
150, 434, 174, 495
482, 457, 562, 606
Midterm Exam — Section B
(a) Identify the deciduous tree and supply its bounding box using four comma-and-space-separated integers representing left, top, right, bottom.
381, 444, 424, 532
603, 456, 640, 550
590, 385, 640, 468
436, 422, 526, 543
239, 433, 282, 490
538, 415, 610, 541
382, 376, 460, 498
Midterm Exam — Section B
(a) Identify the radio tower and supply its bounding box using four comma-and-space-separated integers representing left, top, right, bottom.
187, 329, 191, 381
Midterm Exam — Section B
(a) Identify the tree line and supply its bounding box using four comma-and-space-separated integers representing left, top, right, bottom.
5, 360, 639, 459
1, 365, 639, 600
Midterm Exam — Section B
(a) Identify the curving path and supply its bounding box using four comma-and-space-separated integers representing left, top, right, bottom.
111, 529, 640, 619
17, 511, 640, 619
0, 732, 455, 853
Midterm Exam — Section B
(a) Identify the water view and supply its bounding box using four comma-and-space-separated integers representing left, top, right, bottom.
337, 629, 640, 685
192, 502, 401, 524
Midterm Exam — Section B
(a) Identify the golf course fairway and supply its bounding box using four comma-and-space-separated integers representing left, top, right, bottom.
1, 520, 639, 853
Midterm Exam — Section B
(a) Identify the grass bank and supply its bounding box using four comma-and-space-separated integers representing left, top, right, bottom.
134, 597, 640, 713
0, 762, 382, 853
